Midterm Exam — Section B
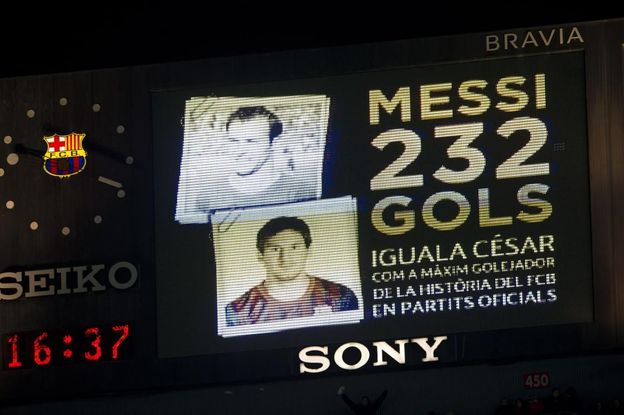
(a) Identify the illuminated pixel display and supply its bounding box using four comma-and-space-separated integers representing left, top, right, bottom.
154, 51, 593, 358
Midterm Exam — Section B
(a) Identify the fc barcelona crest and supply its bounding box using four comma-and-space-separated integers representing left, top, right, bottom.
43, 133, 87, 178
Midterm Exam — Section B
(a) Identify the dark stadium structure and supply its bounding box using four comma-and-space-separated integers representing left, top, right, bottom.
0, 11, 623, 415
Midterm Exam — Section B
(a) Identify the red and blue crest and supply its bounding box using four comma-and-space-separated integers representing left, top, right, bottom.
43, 133, 87, 178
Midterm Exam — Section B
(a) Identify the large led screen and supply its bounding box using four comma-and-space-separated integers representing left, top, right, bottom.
154, 51, 593, 359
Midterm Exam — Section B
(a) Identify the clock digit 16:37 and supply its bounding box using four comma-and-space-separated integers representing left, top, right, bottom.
3, 324, 131, 369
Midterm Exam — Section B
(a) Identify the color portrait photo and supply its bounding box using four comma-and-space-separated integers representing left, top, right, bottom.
212, 197, 363, 338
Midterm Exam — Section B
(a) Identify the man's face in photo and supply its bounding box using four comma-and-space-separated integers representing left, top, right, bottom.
226, 116, 272, 176
259, 229, 309, 282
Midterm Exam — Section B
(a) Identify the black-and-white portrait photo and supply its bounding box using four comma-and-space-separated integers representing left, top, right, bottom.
175, 95, 330, 224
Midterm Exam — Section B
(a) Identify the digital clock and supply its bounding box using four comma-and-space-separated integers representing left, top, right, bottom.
3, 323, 131, 369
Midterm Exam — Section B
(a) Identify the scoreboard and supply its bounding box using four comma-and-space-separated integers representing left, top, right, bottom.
154, 51, 591, 361
0, 19, 622, 403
